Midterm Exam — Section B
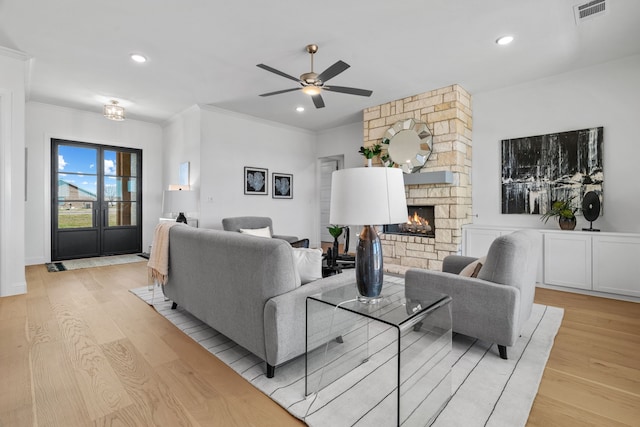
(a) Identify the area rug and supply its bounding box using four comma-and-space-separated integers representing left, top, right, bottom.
130, 279, 563, 427
46, 254, 146, 272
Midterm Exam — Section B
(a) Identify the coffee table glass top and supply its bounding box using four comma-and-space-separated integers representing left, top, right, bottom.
308, 281, 450, 329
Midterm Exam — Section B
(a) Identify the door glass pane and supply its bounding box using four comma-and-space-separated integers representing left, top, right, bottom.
104, 177, 137, 202
58, 145, 98, 174
104, 150, 138, 177
58, 176, 98, 201
57, 201, 94, 229
108, 202, 137, 226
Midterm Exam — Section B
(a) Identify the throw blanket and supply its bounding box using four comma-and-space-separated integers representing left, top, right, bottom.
148, 222, 183, 285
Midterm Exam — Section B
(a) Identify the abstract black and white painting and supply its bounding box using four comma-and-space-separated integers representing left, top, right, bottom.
272, 173, 292, 199
244, 167, 268, 195
501, 127, 603, 214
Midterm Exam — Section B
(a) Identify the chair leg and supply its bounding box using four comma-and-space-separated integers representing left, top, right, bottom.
266, 364, 275, 378
498, 344, 508, 360
171, 302, 177, 310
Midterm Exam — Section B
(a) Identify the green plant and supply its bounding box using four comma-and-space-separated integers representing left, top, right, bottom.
540, 196, 578, 223
358, 144, 382, 159
327, 224, 343, 239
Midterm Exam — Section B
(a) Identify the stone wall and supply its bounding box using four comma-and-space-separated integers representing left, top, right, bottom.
362, 84, 473, 273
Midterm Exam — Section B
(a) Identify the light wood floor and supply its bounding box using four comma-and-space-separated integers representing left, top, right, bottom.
0, 262, 638, 426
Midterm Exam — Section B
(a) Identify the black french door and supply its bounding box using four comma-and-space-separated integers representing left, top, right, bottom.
51, 139, 142, 261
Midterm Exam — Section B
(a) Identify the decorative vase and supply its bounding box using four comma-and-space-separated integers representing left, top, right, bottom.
559, 216, 577, 230
332, 237, 340, 266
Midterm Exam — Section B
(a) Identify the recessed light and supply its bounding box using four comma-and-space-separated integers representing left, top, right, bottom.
130, 53, 147, 63
296, 106, 305, 112
496, 35, 514, 46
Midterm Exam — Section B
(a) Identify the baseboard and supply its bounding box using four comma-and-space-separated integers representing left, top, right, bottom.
2, 280, 27, 297
26, 257, 47, 266
536, 283, 640, 303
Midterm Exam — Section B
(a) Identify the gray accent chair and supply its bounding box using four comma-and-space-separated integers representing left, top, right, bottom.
405, 230, 541, 359
222, 216, 299, 243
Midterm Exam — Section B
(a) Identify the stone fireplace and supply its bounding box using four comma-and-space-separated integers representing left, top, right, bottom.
362, 84, 473, 274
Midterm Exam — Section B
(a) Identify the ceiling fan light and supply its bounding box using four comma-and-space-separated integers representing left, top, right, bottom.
302, 85, 321, 96
104, 100, 125, 121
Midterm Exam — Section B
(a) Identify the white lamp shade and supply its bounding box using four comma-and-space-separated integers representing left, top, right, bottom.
329, 167, 407, 226
162, 190, 198, 214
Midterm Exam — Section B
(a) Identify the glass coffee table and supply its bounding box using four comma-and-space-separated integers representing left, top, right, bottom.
305, 281, 452, 426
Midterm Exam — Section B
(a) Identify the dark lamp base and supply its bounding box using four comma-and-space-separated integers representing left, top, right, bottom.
176, 213, 187, 224
355, 225, 384, 301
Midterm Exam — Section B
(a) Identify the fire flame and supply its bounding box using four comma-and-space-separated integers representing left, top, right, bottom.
407, 211, 429, 226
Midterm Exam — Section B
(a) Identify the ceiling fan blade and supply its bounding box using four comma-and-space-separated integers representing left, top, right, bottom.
312, 94, 325, 108
316, 60, 350, 83
324, 85, 373, 97
259, 87, 301, 97
256, 64, 301, 83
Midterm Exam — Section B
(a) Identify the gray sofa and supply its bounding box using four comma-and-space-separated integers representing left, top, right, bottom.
221, 216, 299, 243
405, 229, 540, 359
162, 225, 355, 377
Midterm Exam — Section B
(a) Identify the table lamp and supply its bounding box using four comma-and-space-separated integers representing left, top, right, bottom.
329, 167, 407, 302
162, 189, 198, 224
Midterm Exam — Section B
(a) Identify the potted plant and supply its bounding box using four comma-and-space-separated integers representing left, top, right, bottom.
540, 196, 578, 230
358, 144, 382, 167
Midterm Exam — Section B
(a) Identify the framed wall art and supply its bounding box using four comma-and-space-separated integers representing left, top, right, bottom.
244, 166, 268, 195
272, 173, 293, 199
501, 127, 603, 215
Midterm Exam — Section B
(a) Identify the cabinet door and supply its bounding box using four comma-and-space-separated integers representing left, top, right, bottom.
463, 228, 502, 257
544, 233, 591, 290
592, 235, 640, 297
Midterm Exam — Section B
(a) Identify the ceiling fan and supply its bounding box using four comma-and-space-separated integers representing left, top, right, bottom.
257, 44, 373, 108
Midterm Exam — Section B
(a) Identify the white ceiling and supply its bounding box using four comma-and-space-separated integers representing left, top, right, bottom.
1, 0, 639, 131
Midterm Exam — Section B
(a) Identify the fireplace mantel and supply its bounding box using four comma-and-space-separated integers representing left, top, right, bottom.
403, 171, 453, 185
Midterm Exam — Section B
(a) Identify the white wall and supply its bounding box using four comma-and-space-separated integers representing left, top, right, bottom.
0, 52, 27, 296
162, 105, 201, 194
472, 54, 640, 233
316, 121, 364, 168
197, 106, 320, 244
25, 102, 163, 264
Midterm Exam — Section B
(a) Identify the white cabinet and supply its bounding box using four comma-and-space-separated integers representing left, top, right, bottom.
463, 228, 505, 257
544, 233, 591, 290
592, 235, 640, 297
462, 225, 640, 299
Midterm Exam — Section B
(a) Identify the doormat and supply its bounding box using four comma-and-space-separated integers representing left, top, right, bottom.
45, 262, 67, 272
45, 254, 146, 272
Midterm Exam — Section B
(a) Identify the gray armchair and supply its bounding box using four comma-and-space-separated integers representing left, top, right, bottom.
405, 230, 540, 359
221, 216, 299, 243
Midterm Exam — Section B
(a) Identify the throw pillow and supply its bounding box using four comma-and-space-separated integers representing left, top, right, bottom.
292, 247, 323, 285
459, 256, 486, 278
239, 227, 272, 238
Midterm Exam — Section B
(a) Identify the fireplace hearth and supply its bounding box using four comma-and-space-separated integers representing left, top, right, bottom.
384, 205, 435, 237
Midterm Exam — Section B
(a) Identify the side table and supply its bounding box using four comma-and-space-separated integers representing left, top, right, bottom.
305, 281, 452, 426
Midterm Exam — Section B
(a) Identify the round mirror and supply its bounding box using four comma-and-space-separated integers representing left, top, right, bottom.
383, 119, 433, 173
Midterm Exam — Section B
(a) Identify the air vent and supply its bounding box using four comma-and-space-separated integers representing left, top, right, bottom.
574, 0, 607, 24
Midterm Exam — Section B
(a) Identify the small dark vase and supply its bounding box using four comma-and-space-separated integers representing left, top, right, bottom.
559, 216, 577, 230
331, 238, 340, 266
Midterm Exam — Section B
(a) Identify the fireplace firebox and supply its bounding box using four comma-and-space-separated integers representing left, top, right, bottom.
383, 205, 435, 237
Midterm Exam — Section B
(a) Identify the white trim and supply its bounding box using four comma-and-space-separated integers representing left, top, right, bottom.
0, 90, 27, 295
0, 91, 6, 293
0, 46, 30, 61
